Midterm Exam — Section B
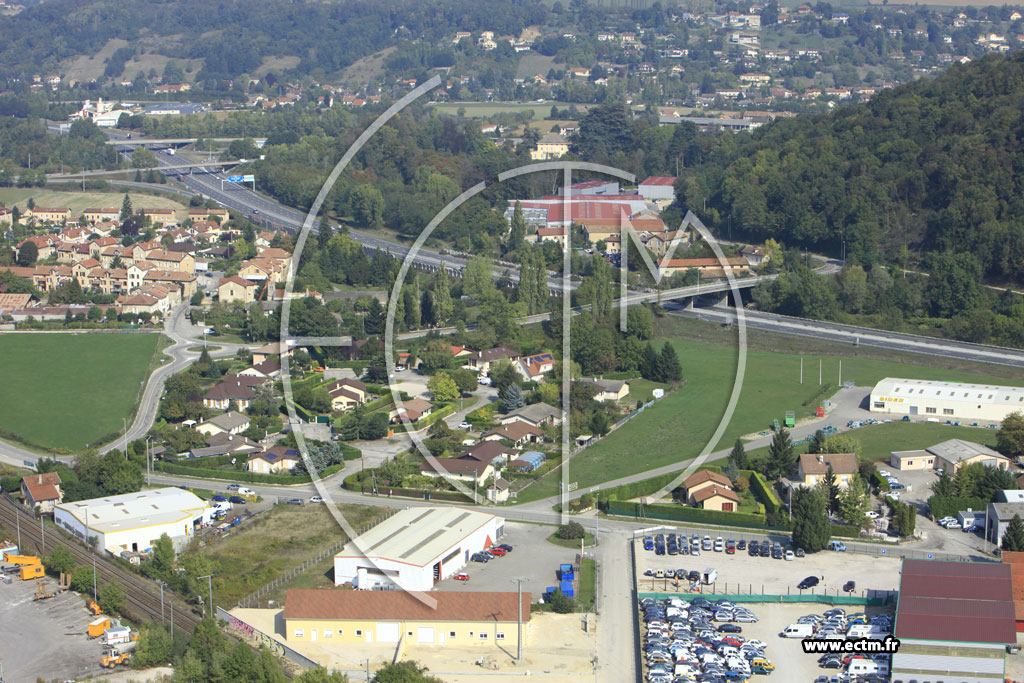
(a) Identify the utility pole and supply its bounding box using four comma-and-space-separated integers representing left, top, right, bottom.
838, 360, 842, 387
160, 582, 165, 621
145, 436, 152, 486
198, 574, 214, 618
819, 358, 822, 385
93, 557, 97, 602
800, 358, 803, 385
16, 513, 20, 552
517, 578, 523, 661
40, 517, 44, 550
122, 417, 128, 458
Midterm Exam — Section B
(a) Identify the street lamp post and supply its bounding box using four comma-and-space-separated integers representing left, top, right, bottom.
122, 417, 128, 458
145, 436, 153, 486
198, 574, 214, 618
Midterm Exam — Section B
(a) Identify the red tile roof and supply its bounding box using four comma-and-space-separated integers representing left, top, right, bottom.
22, 472, 61, 502
640, 176, 678, 186
283, 589, 530, 623
684, 469, 732, 490
895, 559, 1016, 644
692, 485, 740, 504
1003, 551, 1024, 622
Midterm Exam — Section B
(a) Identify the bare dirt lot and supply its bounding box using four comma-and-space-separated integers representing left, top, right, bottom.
0, 574, 110, 681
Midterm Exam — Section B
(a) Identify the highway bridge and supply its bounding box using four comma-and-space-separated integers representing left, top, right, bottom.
46, 159, 241, 179
102, 137, 267, 146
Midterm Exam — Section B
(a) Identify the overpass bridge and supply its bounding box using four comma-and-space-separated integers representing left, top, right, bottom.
103, 137, 267, 146
46, 160, 241, 179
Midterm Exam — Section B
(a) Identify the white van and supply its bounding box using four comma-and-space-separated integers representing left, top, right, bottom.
227, 485, 254, 496
847, 624, 890, 639
780, 623, 814, 638
701, 568, 718, 585
846, 659, 888, 676
673, 663, 699, 678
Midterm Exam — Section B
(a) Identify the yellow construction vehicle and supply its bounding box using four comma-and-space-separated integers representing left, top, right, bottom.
100, 649, 131, 668
87, 599, 103, 615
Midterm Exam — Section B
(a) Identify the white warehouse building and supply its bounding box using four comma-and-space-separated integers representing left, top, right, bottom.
870, 377, 1024, 423
334, 506, 503, 592
54, 487, 212, 556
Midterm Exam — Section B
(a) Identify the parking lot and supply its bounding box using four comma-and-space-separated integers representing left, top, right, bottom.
0, 574, 106, 681
434, 522, 587, 601
634, 534, 901, 599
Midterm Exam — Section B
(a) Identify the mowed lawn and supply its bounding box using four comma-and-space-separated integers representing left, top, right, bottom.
0, 333, 163, 451
0, 189, 186, 218
565, 338, 1023, 490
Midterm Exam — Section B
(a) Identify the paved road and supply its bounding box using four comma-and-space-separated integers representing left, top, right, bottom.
669, 304, 1024, 367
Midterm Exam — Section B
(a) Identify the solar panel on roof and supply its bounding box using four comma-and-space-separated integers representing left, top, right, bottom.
446, 512, 470, 528
399, 529, 446, 559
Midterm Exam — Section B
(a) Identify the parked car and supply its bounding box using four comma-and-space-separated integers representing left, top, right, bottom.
945, 521, 962, 530
453, 573, 470, 581
212, 495, 227, 502
285, 498, 303, 505
717, 624, 742, 633
471, 552, 490, 562
458, 421, 471, 429
228, 496, 246, 504
497, 543, 513, 552
843, 580, 856, 593
794, 547, 806, 558
828, 541, 846, 552
737, 540, 746, 550
798, 576, 820, 590
227, 484, 253, 495
488, 546, 507, 556
310, 496, 324, 503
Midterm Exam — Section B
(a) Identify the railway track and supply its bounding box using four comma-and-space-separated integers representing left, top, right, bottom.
0, 495, 199, 633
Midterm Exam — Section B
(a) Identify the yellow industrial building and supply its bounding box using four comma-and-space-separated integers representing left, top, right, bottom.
282, 589, 530, 650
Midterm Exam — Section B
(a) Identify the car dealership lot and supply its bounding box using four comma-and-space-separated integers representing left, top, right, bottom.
634, 533, 902, 598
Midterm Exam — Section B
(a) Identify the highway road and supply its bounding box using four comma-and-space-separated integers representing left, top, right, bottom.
668, 304, 1024, 367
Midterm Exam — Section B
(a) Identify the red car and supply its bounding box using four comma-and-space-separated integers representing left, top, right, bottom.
453, 573, 470, 581
488, 547, 507, 556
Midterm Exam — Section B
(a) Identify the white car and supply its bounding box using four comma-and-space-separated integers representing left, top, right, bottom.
477, 376, 491, 385
938, 516, 956, 526
945, 521, 962, 530
458, 420, 471, 429
310, 496, 324, 503
865, 510, 880, 519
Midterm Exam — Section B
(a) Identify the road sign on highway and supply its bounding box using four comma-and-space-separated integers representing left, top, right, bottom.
227, 175, 244, 183
242, 174, 255, 183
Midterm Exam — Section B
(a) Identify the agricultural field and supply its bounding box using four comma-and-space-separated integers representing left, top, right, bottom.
553, 324, 1023, 492
430, 100, 586, 119
189, 502, 387, 607
0, 333, 165, 452
0, 189, 187, 218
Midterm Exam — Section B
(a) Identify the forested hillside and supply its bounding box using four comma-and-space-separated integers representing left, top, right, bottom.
0, 0, 547, 84
678, 51, 1024, 286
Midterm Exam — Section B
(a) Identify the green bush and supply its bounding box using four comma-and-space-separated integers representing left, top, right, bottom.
870, 470, 890, 492
156, 461, 346, 485
595, 472, 680, 503
830, 524, 862, 539
747, 471, 781, 513
927, 495, 989, 520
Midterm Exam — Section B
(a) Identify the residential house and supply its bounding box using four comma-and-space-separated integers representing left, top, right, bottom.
482, 422, 544, 448
83, 208, 120, 223
26, 207, 71, 224
796, 452, 859, 488
516, 353, 555, 381
657, 257, 750, 279
500, 403, 562, 428
682, 470, 741, 511
189, 433, 261, 459
239, 358, 281, 380
740, 245, 768, 266
927, 439, 1010, 474
530, 133, 569, 161
420, 457, 493, 485
20, 472, 62, 513
327, 378, 368, 412
457, 441, 515, 468
218, 276, 258, 303
202, 375, 267, 411
248, 447, 301, 475
390, 398, 434, 423
466, 347, 519, 374
196, 411, 251, 436
578, 378, 629, 402
252, 342, 293, 365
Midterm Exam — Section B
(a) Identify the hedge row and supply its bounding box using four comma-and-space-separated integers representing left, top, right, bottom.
595, 472, 681, 503
869, 470, 891, 492
604, 500, 788, 531
156, 461, 347, 485
410, 402, 457, 431
830, 523, 863, 539
927, 494, 989, 520
748, 472, 781, 514
340, 473, 472, 502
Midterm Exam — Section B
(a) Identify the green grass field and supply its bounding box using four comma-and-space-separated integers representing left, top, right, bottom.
0, 189, 186, 217
430, 101, 587, 119
560, 333, 1022, 492
0, 333, 164, 451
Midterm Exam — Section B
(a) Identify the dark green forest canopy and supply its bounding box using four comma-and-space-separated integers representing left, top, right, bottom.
679, 51, 1024, 285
